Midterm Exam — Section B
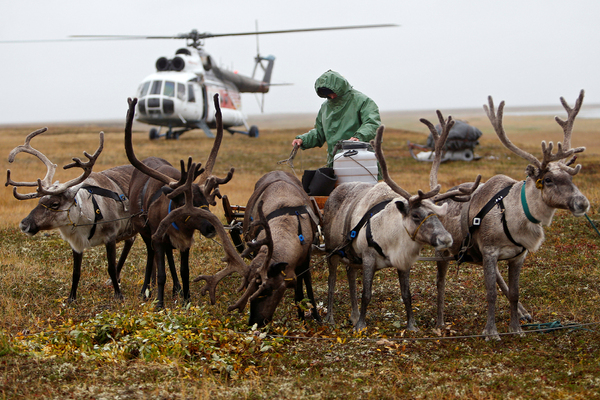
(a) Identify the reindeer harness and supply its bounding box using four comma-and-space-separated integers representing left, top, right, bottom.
80, 185, 129, 240
457, 181, 538, 263
249, 205, 319, 245
41, 184, 129, 240
343, 199, 392, 261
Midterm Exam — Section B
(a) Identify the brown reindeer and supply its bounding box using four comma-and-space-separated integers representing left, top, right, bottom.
434, 91, 589, 340
124, 95, 233, 308
323, 121, 480, 332
6, 128, 136, 302
236, 171, 322, 326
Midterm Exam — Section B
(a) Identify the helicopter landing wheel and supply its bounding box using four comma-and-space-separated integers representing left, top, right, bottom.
149, 128, 159, 140
248, 125, 259, 138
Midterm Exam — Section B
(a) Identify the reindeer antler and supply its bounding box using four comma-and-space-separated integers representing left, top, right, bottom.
198, 94, 235, 204
485, 95, 584, 177
6, 127, 103, 199
420, 112, 481, 203
419, 110, 454, 189
226, 200, 275, 313
555, 90, 585, 175
124, 98, 180, 187
152, 161, 249, 305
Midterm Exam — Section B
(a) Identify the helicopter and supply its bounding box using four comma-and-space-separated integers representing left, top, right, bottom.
72, 24, 397, 139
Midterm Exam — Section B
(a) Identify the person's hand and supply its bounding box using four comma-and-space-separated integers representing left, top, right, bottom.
292, 138, 303, 147
348, 137, 360, 142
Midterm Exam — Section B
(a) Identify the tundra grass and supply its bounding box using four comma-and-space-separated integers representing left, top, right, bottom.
0, 114, 599, 399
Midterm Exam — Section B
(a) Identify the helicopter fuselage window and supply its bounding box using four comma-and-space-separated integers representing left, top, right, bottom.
150, 80, 162, 95
187, 84, 196, 103
164, 81, 175, 97
177, 83, 186, 101
139, 81, 150, 98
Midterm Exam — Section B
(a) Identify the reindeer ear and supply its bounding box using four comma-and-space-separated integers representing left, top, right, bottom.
395, 200, 408, 216
161, 186, 174, 196
267, 262, 289, 278
525, 165, 538, 178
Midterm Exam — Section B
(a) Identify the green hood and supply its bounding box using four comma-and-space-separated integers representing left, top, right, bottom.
314, 70, 352, 98
297, 70, 381, 166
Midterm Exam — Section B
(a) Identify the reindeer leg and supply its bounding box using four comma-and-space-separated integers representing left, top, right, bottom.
68, 250, 83, 303
294, 263, 306, 321
482, 252, 501, 340
397, 268, 418, 332
494, 263, 531, 322
105, 241, 123, 301
436, 259, 450, 328
153, 243, 167, 309
355, 254, 376, 332
296, 254, 321, 323
140, 235, 154, 299
179, 249, 190, 304
347, 265, 360, 326
325, 255, 340, 325
507, 257, 525, 336
115, 237, 135, 283
302, 266, 321, 324
166, 245, 181, 297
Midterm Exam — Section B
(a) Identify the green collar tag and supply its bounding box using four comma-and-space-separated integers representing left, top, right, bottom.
521, 181, 541, 224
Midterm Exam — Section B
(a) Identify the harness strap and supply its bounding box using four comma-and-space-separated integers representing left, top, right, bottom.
366, 219, 385, 257
347, 200, 392, 242
168, 200, 179, 231
335, 199, 392, 262
457, 183, 525, 263
521, 181, 541, 224
87, 194, 104, 240
81, 185, 127, 241
265, 205, 309, 244
81, 185, 127, 204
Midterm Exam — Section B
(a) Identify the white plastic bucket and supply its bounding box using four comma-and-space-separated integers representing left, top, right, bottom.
333, 144, 378, 184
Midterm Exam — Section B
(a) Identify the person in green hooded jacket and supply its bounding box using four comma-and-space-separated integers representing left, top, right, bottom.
291, 70, 381, 167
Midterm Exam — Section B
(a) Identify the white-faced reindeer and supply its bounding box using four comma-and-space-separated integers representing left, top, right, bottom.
6, 128, 136, 302
434, 91, 589, 340
124, 95, 234, 308
323, 121, 481, 332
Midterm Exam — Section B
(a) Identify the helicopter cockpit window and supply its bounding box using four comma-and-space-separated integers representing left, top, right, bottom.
177, 83, 185, 101
139, 81, 150, 98
150, 80, 162, 95
163, 81, 175, 97
187, 84, 196, 103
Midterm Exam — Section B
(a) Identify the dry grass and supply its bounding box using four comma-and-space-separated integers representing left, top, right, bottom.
0, 112, 599, 399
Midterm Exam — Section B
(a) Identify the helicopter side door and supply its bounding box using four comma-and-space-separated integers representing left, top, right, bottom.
180, 81, 204, 122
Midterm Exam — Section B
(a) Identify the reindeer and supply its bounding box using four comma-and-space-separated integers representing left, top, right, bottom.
124, 95, 233, 308
230, 170, 322, 326
323, 121, 481, 332
6, 128, 136, 302
434, 91, 589, 340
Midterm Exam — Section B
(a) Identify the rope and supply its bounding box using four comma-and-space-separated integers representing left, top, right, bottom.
584, 213, 600, 238
261, 321, 599, 342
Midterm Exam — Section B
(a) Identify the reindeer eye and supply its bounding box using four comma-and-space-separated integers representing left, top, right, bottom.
544, 177, 553, 185
51, 202, 60, 209
411, 213, 420, 221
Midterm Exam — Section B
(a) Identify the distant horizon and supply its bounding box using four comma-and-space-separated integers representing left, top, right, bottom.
3, 103, 600, 128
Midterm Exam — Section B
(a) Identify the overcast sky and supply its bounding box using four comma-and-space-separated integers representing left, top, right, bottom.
1, 0, 599, 125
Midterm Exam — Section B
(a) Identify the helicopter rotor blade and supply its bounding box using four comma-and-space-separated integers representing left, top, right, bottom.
1, 24, 397, 45
72, 23, 398, 40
